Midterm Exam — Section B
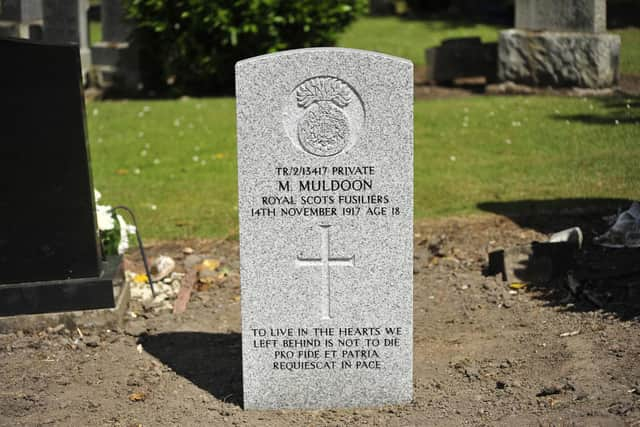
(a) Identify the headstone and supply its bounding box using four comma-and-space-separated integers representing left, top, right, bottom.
369, 0, 394, 15
42, 0, 91, 81
101, 0, 132, 42
0, 38, 123, 316
0, 0, 42, 39
91, 0, 141, 92
498, 0, 620, 88
515, 0, 606, 33
426, 37, 497, 84
236, 48, 414, 409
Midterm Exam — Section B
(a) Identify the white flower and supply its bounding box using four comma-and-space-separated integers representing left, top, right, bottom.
116, 214, 136, 255
96, 205, 115, 231
94, 189, 102, 203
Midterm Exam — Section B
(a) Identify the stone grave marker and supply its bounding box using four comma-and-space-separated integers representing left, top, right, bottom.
0, 38, 123, 316
42, 0, 91, 81
236, 48, 413, 409
499, 0, 620, 88
91, 0, 142, 92
515, 0, 606, 33
0, 0, 42, 39
426, 37, 497, 84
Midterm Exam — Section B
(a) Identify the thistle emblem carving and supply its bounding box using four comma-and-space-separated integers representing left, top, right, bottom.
295, 77, 352, 157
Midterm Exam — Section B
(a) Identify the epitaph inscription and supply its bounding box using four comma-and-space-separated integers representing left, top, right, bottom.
236, 48, 413, 410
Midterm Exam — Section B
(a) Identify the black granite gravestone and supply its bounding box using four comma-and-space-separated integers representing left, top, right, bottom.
0, 38, 122, 316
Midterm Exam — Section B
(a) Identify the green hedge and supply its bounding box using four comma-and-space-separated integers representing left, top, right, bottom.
127, 0, 368, 94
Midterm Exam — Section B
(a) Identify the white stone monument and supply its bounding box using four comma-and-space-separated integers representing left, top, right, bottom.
499, 0, 620, 88
236, 48, 414, 409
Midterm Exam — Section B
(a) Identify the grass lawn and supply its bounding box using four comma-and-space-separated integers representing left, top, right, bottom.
90, 21, 101, 44
337, 16, 501, 67
88, 96, 640, 240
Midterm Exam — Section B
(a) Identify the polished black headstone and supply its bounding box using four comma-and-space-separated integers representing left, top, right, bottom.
0, 38, 119, 316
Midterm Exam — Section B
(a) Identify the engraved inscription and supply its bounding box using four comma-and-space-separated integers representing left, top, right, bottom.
296, 224, 354, 319
284, 76, 364, 157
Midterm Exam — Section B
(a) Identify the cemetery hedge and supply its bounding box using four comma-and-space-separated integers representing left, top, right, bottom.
126, 0, 368, 94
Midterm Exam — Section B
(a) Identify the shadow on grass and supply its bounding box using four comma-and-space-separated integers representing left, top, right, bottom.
398, 8, 512, 27
478, 198, 633, 234
479, 198, 640, 321
140, 332, 243, 407
551, 96, 640, 126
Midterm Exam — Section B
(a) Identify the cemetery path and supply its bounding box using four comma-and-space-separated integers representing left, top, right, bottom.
1, 214, 639, 426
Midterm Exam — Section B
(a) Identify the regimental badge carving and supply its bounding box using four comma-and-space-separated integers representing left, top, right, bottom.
283, 76, 364, 157
296, 78, 351, 157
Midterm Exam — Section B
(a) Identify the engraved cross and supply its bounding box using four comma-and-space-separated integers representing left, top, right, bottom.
296, 224, 354, 319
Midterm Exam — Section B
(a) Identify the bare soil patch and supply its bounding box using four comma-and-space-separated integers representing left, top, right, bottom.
1, 214, 639, 426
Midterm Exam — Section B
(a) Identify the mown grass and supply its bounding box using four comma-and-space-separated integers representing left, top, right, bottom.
88, 96, 640, 239
337, 16, 501, 67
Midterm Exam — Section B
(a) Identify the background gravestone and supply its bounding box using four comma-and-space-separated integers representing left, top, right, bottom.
91, 0, 142, 93
426, 37, 498, 84
0, 0, 42, 39
42, 0, 91, 82
236, 48, 413, 409
515, 0, 606, 33
0, 38, 123, 317
499, 0, 620, 88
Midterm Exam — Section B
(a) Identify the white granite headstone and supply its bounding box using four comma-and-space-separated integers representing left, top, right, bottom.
236, 48, 413, 410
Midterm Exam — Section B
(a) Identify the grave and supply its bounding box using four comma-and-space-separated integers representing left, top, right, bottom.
236, 48, 414, 409
0, 38, 124, 317
426, 37, 497, 84
91, 0, 142, 92
42, 0, 91, 82
498, 0, 620, 88
0, 0, 42, 39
